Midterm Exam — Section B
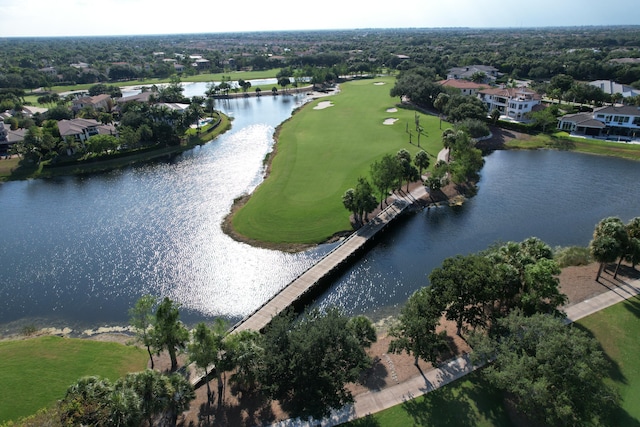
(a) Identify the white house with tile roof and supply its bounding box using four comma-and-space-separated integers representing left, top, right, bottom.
477, 87, 542, 121
558, 105, 640, 140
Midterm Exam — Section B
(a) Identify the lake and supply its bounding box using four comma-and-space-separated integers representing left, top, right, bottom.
1, 94, 639, 334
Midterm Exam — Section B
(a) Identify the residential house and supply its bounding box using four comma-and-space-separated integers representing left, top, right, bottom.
192, 58, 211, 70
438, 79, 489, 96
58, 118, 116, 143
0, 117, 26, 153
477, 87, 542, 121
117, 91, 154, 105
0, 118, 8, 153
447, 65, 500, 82
557, 105, 640, 140
589, 80, 640, 98
21, 106, 49, 117
39, 67, 57, 77
72, 94, 113, 113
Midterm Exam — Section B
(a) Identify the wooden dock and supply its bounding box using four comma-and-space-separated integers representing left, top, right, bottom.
230, 199, 410, 334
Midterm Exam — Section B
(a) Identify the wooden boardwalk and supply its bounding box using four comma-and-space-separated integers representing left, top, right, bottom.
230, 199, 410, 334
190, 197, 417, 386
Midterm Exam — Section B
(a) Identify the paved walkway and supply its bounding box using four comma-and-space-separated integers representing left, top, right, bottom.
270, 276, 640, 427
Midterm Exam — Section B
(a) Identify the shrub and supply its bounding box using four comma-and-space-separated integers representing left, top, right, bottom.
455, 118, 490, 139
554, 245, 592, 267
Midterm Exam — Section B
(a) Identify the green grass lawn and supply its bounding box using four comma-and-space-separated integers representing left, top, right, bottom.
232, 77, 445, 244
577, 296, 640, 425
505, 131, 640, 161
0, 336, 147, 423
347, 296, 640, 426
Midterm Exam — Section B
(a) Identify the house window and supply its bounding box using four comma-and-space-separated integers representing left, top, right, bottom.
633, 117, 640, 126
518, 104, 523, 110
597, 114, 605, 119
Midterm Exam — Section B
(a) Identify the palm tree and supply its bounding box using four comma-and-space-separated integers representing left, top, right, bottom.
490, 108, 501, 125
414, 150, 430, 177
188, 323, 216, 406
205, 97, 216, 117
129, 295, 157, 369
226, 330, 264, 392
590, 217, 629, 281
152, 297, 189, 372
434, 92, 449, 129
625, 217, 640, 268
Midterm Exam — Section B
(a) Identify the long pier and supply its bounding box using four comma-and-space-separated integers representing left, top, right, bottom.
190, 195, 419, 387
230, 199, 410, 335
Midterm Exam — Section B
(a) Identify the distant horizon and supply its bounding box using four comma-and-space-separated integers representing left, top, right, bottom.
2, 24, 640, 40
2, 0, 639, 38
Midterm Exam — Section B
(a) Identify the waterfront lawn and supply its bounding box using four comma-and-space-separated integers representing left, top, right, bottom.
505, 132, 640, 162
0, 336, 147, 423
232, 77, 445, 244
350, 297, 640, 426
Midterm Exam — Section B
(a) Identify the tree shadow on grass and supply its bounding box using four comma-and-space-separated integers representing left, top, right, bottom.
401, 378, 480, 427
344, 414, 381, 427
621, 295, 640, 320
572, 322, 627, 385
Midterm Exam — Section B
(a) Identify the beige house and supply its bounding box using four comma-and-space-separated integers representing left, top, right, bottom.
438, 79, 489, 96
58, 118, 116, 143
72, 94, 113, 113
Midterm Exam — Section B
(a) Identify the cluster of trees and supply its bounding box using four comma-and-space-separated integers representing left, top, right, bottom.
388, 237, 567, 362
3, 27, 639, 91
389, 68, 490, 128
471, 311, 619, 427
390, 212, 640, 427
8, 77, 216, 164
128, 296, 377, 422
388, 234, 619, 425
342, 147, 430, 226
341, 125, 485, 226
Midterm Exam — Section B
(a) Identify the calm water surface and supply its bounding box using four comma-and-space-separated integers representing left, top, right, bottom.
0, 94, 326, 332
1, 94, 639, 333
315, 149, 640, 319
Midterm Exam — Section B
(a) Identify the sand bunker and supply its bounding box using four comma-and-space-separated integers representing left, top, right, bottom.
374, 82, 386, 85
383, 118, 398, 125
386, 108, 398, 113
313, 101, 334, 110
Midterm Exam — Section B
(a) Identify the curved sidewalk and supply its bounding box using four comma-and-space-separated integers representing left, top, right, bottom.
271, 276, 640, 427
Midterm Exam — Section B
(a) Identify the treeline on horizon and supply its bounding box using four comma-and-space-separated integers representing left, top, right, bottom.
1, 26, 640, 91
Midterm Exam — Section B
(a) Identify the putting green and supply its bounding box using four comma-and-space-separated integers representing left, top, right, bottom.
232, 77, 445, 245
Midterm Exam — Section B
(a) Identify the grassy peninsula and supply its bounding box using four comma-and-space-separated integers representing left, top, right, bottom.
230, 77, 446, 245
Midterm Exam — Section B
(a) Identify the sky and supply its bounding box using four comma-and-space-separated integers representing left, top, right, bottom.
1, 0, 639, 38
